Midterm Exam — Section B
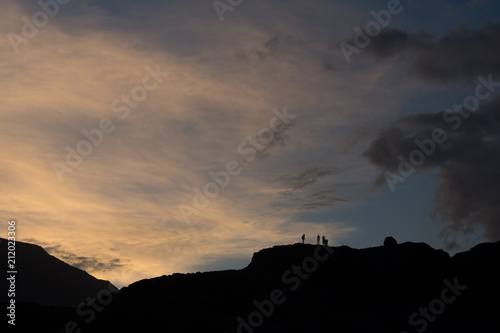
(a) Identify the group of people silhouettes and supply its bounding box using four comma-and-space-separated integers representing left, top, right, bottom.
301, 234, 328, 246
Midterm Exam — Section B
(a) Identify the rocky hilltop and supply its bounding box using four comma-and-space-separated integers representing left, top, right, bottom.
4, 238, 500, 332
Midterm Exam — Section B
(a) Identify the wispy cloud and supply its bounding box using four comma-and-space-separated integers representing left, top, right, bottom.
2, 0, 497, 286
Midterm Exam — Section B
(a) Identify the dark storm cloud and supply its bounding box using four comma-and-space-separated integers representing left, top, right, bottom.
359, 22, 500, 83
357, 21, 500, 249
363, 111, 448, 176
364, 96, 500, 249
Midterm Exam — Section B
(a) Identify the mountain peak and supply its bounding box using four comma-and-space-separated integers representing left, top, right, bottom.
1, 238, 116, 308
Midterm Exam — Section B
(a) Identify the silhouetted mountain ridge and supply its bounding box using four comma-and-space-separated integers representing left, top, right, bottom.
86, 240, 499, 333
5, 238, 500, 333
1, 237, 116, 308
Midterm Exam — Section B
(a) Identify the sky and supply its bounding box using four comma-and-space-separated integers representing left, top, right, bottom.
1, 0, 499, 288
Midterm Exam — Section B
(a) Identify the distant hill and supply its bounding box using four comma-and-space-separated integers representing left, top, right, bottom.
0, 237, 116, 308
4, 238, 500, 332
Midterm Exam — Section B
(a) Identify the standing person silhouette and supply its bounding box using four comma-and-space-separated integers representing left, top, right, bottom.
322, 236, 326, 245
317, 235, 320, 245
301, 234, 305, 244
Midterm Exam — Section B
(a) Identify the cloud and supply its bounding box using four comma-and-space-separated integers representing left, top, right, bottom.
241, 34, 310, 61
277, 166, 342, 191
24, 239, 125, 273
271, 165, 361, 211
364, 96, 500, 249
1, 0, 455, 286
358, 22, 500, 83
